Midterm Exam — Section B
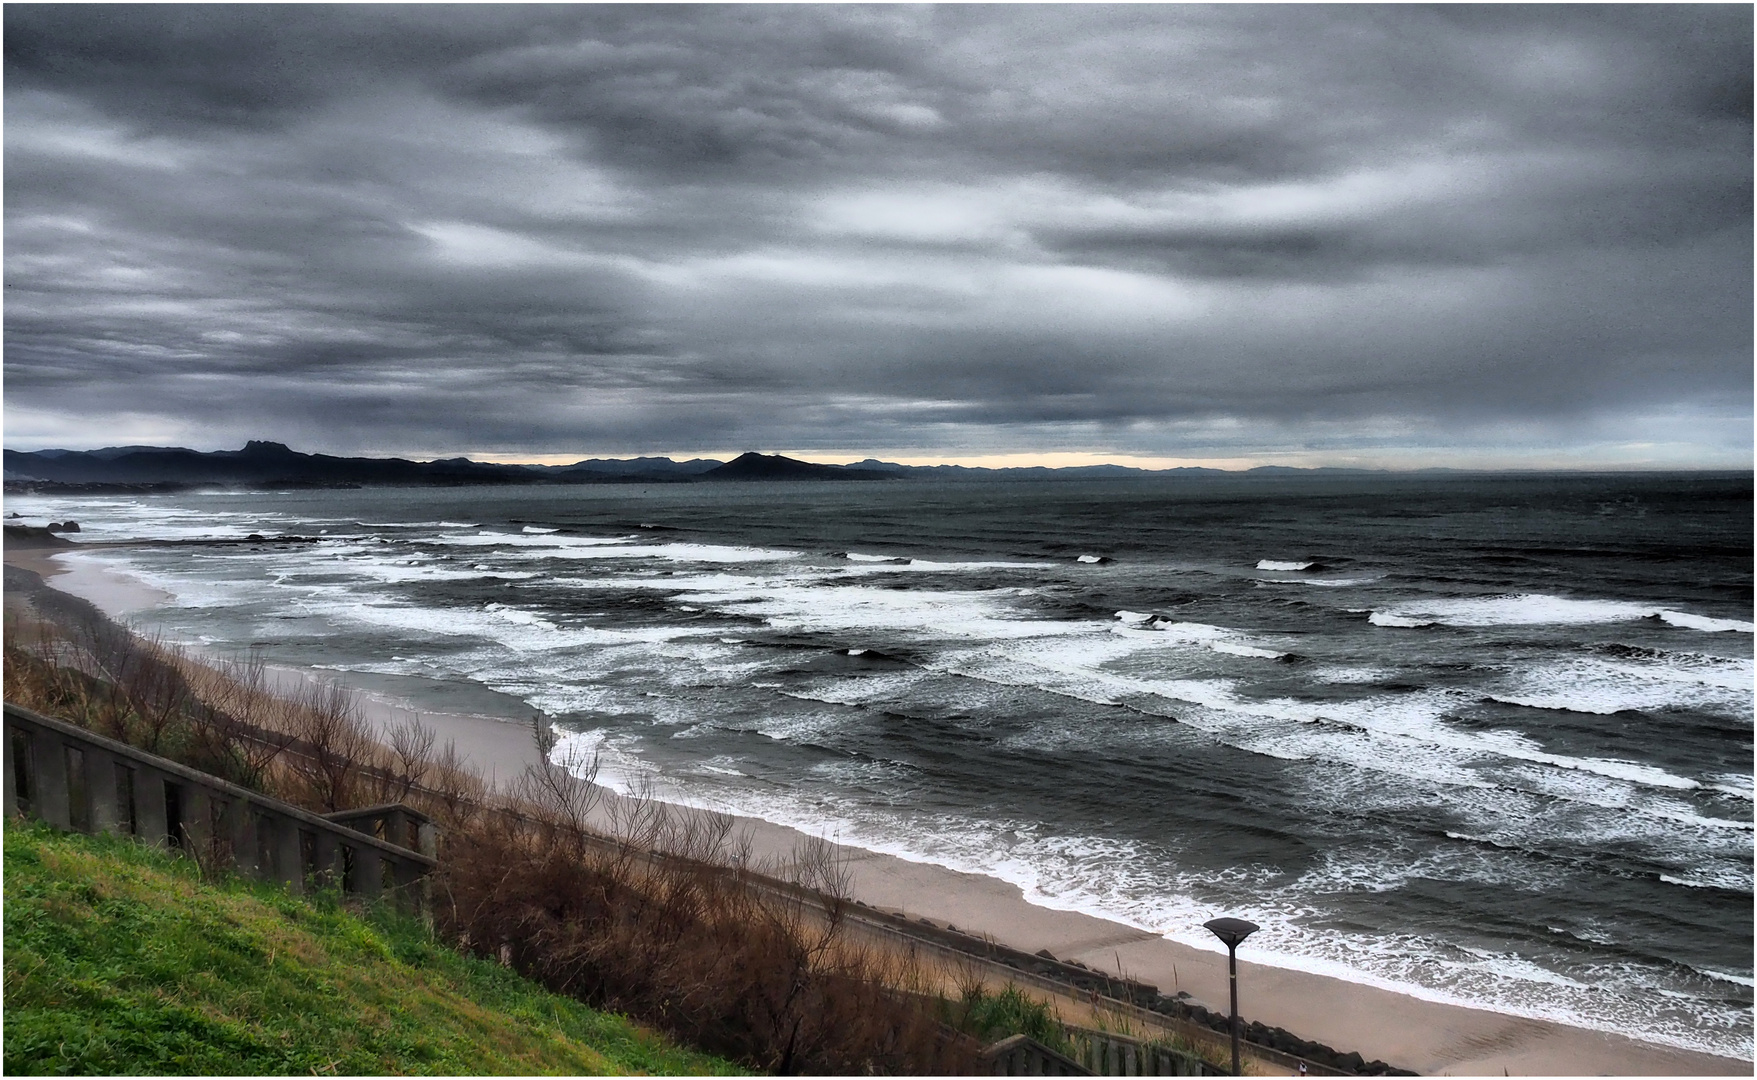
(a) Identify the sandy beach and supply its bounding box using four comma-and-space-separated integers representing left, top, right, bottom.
6, 542, 1748, 1077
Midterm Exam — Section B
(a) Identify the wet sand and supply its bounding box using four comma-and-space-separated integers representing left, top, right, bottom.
6, 542, 1747, 1076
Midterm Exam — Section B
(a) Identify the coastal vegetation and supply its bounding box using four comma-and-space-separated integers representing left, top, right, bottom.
2, 586, 983, 1074
946, 983, 1072, 1054
4, 820, 744, 1076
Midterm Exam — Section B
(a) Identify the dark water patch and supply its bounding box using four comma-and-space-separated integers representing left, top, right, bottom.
1459, 697, 1755, 780
841, 648, 914, 664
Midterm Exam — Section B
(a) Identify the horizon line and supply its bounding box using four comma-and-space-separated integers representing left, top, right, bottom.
4, 442, 1752, 475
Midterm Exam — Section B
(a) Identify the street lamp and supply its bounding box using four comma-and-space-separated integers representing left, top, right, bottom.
1203, 916, 1260, 1077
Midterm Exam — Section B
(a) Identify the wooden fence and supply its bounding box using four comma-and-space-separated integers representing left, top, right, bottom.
982, 1033, 1095, 1075
976, 1024, 1228, 1076
1066, 1026, 1224, 1076
4, 702, 436, 911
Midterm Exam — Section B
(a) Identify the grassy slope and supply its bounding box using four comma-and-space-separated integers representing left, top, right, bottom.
3, 821, 748, 1076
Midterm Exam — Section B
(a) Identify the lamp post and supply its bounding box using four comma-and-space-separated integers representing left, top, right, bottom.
1203, 916, 1260, 1077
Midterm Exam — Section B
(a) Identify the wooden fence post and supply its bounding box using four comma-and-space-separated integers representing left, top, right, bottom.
30, 730, 70, 828
352, 843, 382, 902
278, 823, 305, 893
86, 748, 119, 835
136, 769, 169, 847
313, 830, 339, 890
3, 723, 20, 814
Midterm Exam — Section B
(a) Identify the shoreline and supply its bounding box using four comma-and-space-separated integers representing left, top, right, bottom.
5, 543, 1748, 1075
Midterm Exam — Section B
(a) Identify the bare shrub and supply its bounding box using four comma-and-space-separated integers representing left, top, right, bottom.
3, 616, 113, 731
515, 718, 601, 859
437, 778, 978, 1075
106, 632, 189, 755
283, 679, 375, 812
195, 651, 299, 785
426, 737, 487, 831
5, 613, 260, 788
387, 713, 436, 802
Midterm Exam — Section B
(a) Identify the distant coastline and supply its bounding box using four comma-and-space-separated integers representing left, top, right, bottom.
7, 441, 1750, 495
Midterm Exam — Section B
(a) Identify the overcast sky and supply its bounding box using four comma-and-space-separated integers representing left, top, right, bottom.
5, 5, 1751, 468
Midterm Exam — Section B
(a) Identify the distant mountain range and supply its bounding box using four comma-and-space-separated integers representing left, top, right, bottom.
2, 441, 1390, 492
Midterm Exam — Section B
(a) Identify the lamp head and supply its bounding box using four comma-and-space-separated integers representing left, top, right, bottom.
1203, 916, 1261, 950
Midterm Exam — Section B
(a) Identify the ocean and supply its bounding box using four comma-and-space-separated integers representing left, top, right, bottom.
9, 472, 1752, 1059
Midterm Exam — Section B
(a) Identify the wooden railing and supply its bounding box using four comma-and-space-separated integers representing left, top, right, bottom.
1066, 1026, 1225, 1076
982, 1033, 1094, 1076
976, 1027, 1226, 1076
3, 702, 436, 911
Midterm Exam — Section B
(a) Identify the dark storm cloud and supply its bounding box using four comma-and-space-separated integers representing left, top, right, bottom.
4, 4, 1750, 464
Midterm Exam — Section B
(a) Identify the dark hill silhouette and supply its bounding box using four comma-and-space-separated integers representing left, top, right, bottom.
4, 442, 539, 489
3, 442, 1407, 493
543, 456, 723, 477
701, 452, 894, 481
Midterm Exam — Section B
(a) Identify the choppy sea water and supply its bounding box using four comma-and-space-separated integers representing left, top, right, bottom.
9, 473, 1752, 1059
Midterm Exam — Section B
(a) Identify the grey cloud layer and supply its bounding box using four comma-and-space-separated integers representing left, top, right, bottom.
4, 5, 1750, 460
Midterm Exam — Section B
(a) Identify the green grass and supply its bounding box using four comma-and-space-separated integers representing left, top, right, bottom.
952, 983, 1072, 1055
3, 820, 750, 1076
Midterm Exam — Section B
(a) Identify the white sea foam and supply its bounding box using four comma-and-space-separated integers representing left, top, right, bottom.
65, 552, 261, 609
1142, 619, 1287, 657
1142, 619, 1227, 640
1207, 641, 1285, 659
547, 570, 777, 593
1658, 610, 1756, 633
1488, 653, 1753, 718
440, 534, 808, 565
549, 727, 655, 791
1313, 665, 1398, 684
1707, 772, 1755, 798
521, 525, 560, 534
605, 541, 806, 564
1372, 593, 1753, 632
900, 557, 1056, 571
776, 671, 932, 710
303, 596, 725, 653
839, 558, 1054, 576
290, 554, 540, 585
1700, 969, 1757, 988
436, 531, 633, 549
5, 502, 277, 543
1659, 869, 1755, 892
1077, 555, 1104, 564
953, 642, 1735, 828
678, 581, 1090, 640
1256, 560, 1314, 571
1368, 612, 1435, 628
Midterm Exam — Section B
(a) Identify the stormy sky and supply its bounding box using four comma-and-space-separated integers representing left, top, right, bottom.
4, 5, 1751, 468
